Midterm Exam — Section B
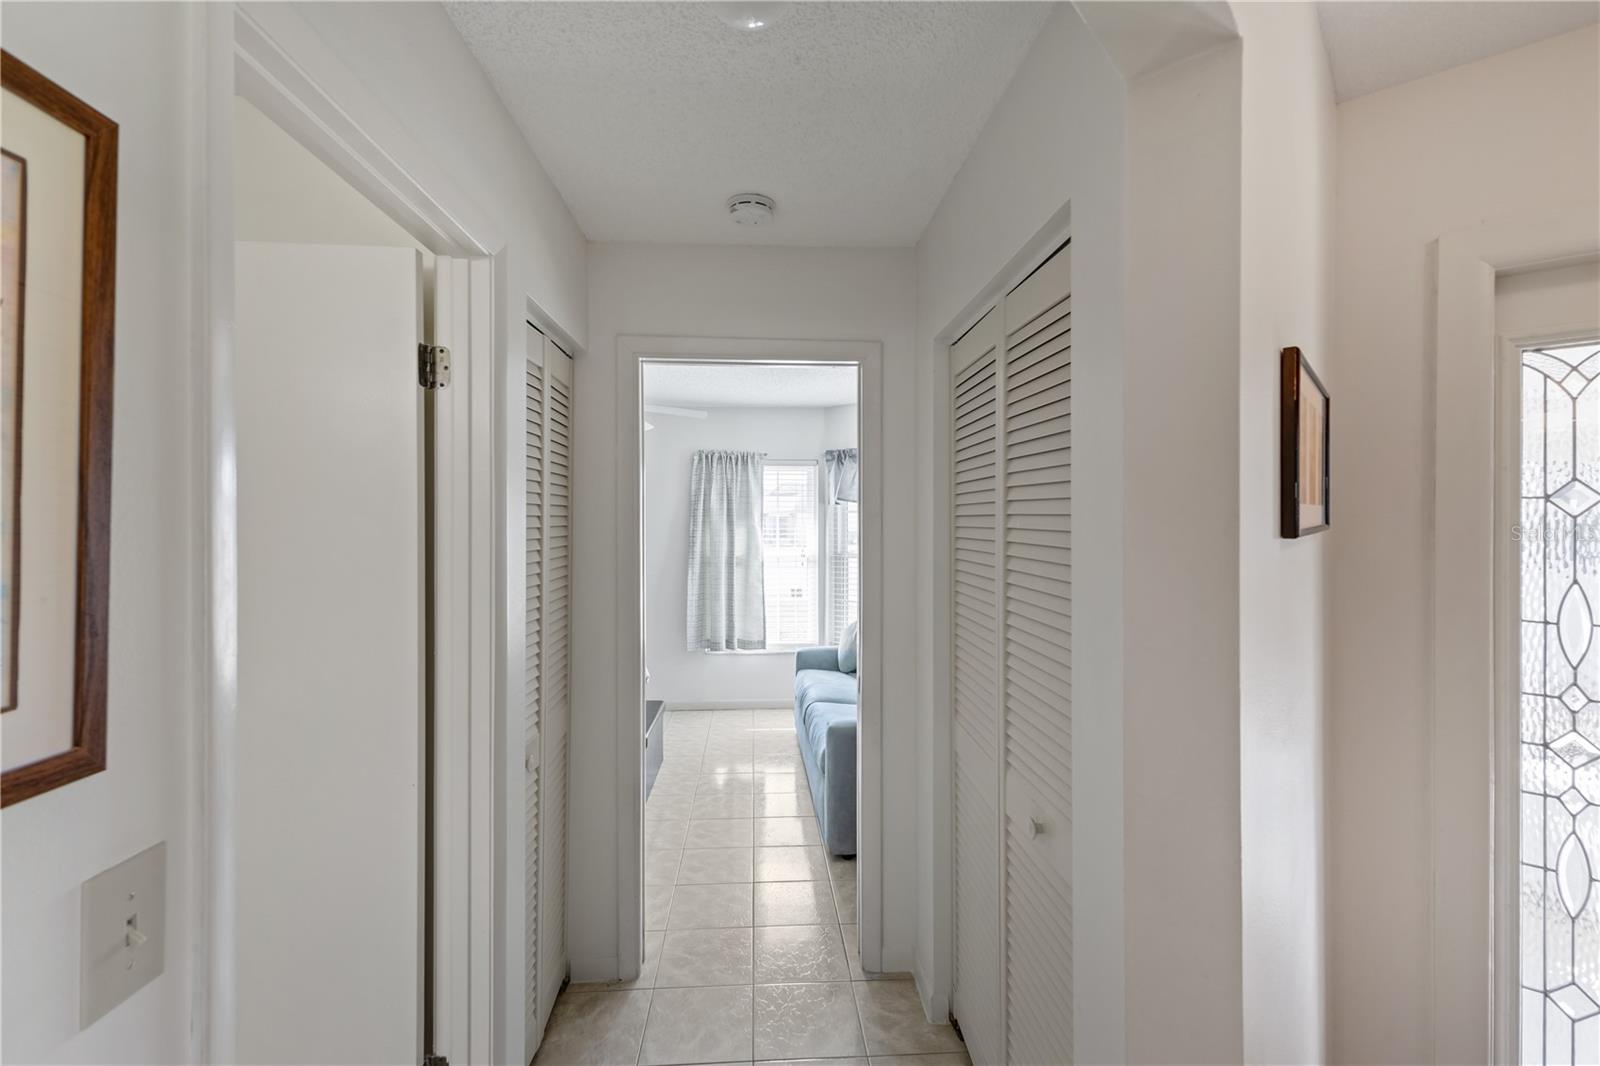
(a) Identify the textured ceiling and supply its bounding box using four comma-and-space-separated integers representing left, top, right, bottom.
1318, 1, 1598, 101
643, 363, 858, 408
445, 1, 1051, 246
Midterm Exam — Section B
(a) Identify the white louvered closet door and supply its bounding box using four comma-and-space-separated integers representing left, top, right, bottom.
951, 308, 1003, 1066
524, 325, 575, 1054
539, 336, 574, 1027
524, 321, 550, 1043
524, 325, 547, 1054
1000, 246, 1072, 1066
949, 243, 1072, 1065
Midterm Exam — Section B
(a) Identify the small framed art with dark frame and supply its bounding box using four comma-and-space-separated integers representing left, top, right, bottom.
1280, 345, 1329, 538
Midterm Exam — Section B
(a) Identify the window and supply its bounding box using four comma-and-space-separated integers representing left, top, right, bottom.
826, 499, 859, 642
1517, 339, 1600, 1063
762, 462, 819, 646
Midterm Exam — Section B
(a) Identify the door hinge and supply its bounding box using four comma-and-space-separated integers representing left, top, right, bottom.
423, 1055, 448, 1066
419, 344, 451, 389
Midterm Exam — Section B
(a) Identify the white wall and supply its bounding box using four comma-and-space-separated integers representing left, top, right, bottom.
244, 2, 587, 347
823, 404, 858, 450
1496, 258, 1600, 335
1235, 6, 1336, 1064
1, 4, 199, 1062
233, 96, 422, 251
1327, 25, 1600, 1063
643, 405, 843, 706
1122, 40, 1246, 1065
233, 95, 435, 328
913, 2, 1130, 1052
576, 242, 916, 977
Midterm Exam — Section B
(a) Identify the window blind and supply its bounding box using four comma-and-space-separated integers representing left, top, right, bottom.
762, 462, 820, 646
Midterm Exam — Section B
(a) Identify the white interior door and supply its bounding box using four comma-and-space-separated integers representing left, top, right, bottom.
235, 241, 425, 1066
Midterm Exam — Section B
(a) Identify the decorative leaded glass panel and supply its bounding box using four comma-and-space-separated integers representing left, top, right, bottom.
1521, 341, 1600, 1065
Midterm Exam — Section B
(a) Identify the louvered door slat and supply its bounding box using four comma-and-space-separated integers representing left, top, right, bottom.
1007, 314, 1071, 361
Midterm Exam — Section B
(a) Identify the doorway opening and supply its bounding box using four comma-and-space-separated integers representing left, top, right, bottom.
595, 338, 890, 1059
225, 75, 495, 1064
638, 360, 863, 973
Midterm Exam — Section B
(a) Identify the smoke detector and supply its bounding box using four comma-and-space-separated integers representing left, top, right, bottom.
715, 3, 792, 30
727, 193, 775, 226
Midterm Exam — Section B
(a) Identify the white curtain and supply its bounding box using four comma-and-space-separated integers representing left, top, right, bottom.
823, 448, 860, 641
686, 450, 767, 651
823, 448, 859, 503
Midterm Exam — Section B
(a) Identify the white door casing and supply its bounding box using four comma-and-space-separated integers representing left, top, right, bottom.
1493, 257, 1600, 1065
611, 337, 885, 983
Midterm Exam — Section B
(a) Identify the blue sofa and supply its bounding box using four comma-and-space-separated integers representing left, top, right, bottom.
794, 642, 858, 856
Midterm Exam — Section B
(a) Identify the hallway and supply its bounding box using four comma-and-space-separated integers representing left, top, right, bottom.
534, 709, 968, 1065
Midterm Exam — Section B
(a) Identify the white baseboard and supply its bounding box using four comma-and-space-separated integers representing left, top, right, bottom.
663, 699, 790, 711
914, 959, 951, 1024
569, 955, 620, 984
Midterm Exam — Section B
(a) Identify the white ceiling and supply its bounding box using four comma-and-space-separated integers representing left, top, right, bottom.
1317, 1, 1599, 102
444, 1, 1051, 247
643, 362, 858, 408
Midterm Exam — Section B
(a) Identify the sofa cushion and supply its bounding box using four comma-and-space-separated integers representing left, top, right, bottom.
795, 668, 858, 714
801, 700, 857, 775
837, 621, 859, 675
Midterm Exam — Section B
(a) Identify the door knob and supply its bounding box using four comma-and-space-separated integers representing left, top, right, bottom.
1026, 817, 1043, 840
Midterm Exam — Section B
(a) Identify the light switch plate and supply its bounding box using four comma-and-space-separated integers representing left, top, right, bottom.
80, 841, 166, 1029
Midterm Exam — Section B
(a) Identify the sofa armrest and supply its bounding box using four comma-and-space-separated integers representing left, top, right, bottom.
821, 715, 858, 855
794, 645, 840, 672
823, 714, 857, 775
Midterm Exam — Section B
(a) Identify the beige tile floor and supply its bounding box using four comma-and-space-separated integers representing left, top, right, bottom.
536, 708, 970, 1066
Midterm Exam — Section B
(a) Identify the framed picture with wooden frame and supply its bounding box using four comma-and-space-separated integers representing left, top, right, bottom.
1280, 346, 1330, 538
0, 50, 118, 807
